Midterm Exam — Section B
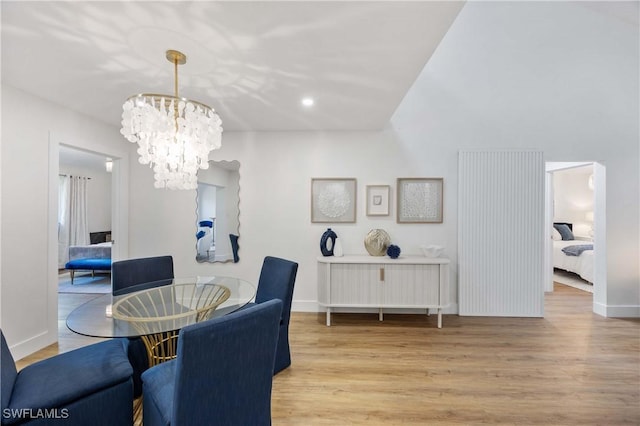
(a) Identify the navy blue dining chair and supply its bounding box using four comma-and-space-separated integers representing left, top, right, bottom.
111, 255, 175, 398
141, 299, 283, 426
252, 256, 298, 374
111, 255, 174, 296
1, 330, 133, 425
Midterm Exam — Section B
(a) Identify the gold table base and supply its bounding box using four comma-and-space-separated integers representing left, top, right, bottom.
141, 331, 180, 367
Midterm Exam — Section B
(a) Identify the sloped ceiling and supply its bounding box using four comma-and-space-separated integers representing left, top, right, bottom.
1, 1, 465, 131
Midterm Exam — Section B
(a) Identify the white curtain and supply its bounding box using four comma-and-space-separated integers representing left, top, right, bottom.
58, 175, 90, 268
58, 176, 70, 268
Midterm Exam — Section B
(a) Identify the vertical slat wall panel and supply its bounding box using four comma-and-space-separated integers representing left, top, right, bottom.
458, 150, 545, 317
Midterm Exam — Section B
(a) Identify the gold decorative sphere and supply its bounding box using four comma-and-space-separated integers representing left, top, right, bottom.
364, 229, 391, 256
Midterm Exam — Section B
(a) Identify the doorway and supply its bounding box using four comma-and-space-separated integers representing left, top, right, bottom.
58, 146, 113, 293
545, 161, 606, 316
47, 133, 129, 345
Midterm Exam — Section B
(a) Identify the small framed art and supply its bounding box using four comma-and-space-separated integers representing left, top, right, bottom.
366, 185, 390, 216
397, 178, 443, 223
311, 178, 357, 223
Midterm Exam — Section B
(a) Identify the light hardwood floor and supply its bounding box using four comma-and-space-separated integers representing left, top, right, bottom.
17, 284, 640, 425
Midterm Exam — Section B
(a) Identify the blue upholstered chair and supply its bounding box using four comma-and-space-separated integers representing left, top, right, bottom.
1, 331, 133, 425
253, 256, 298, 374
111, 255, 174, 296
112, 255, 175, 398
141, 299, 283, 426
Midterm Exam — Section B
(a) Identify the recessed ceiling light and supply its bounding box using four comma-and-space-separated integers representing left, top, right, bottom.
301, 97, 314, 107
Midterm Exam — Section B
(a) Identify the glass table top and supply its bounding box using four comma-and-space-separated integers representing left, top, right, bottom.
66, 276, 256, 338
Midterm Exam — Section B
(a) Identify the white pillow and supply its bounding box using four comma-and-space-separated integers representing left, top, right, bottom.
552, 228, 562, 241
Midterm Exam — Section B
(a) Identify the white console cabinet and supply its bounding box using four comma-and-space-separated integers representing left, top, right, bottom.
317, 255, 450, 327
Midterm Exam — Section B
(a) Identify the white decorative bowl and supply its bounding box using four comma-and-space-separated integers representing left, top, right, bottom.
420, 245, 443, 258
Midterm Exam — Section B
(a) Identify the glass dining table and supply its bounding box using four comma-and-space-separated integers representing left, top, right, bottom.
67, 276, 256, 365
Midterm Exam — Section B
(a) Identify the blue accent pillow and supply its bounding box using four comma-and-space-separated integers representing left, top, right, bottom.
553, 223, 574, 241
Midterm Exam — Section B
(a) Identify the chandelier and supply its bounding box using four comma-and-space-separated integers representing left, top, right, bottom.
120, 50, 223, 190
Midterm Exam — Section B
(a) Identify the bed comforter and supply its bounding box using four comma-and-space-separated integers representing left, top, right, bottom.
68, 241, 112, 260
553, 240, 593, 283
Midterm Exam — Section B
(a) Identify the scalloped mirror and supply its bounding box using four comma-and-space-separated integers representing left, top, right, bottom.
196, 160, 240, 263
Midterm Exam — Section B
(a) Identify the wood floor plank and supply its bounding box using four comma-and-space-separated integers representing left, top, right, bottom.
15, 284, 640, 425
272, 284, 639, 425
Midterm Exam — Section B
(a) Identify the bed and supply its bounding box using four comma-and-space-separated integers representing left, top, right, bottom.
552, 222, 593, 283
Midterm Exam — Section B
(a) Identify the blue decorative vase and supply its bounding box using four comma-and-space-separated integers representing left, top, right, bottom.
387, 244, 401, 259
320, 228, 337, 256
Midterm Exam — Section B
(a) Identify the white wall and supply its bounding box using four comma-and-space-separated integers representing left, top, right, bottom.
2, 1, 638, 359
0, 85, 130, 359
132, 131, 440, 310
390, 1, 638, 316
129, 2, 639, 316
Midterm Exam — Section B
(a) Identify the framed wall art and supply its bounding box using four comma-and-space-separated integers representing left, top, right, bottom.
397, 178, 443, 223
366, 185, 390, 216
311, 178, 357, 223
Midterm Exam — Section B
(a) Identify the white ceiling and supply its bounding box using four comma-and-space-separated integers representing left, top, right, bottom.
1, 1, 465, 132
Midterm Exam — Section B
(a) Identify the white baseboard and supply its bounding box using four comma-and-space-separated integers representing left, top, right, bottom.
291, 300, 321, 312
9, 330, 56, 361
593, 302, 607, 317
594, 302, 640, 318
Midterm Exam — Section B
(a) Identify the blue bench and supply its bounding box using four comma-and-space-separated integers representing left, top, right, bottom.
65, 258, 112, 284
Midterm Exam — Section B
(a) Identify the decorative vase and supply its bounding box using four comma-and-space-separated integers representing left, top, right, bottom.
387, 244, 401, 259
320, 228, 337, 256
364, 229, 390, 256
333, 238, 344, 257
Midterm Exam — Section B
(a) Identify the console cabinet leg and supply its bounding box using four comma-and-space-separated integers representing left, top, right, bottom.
326, 308, 331, 326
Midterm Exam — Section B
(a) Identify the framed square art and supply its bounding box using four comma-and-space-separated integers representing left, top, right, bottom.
366, 185, 390, 216
397, 178, 443, 223
311, 178, 357, 223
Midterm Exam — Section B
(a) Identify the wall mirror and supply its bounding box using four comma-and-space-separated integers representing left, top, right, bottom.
196, 160, 240, 263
